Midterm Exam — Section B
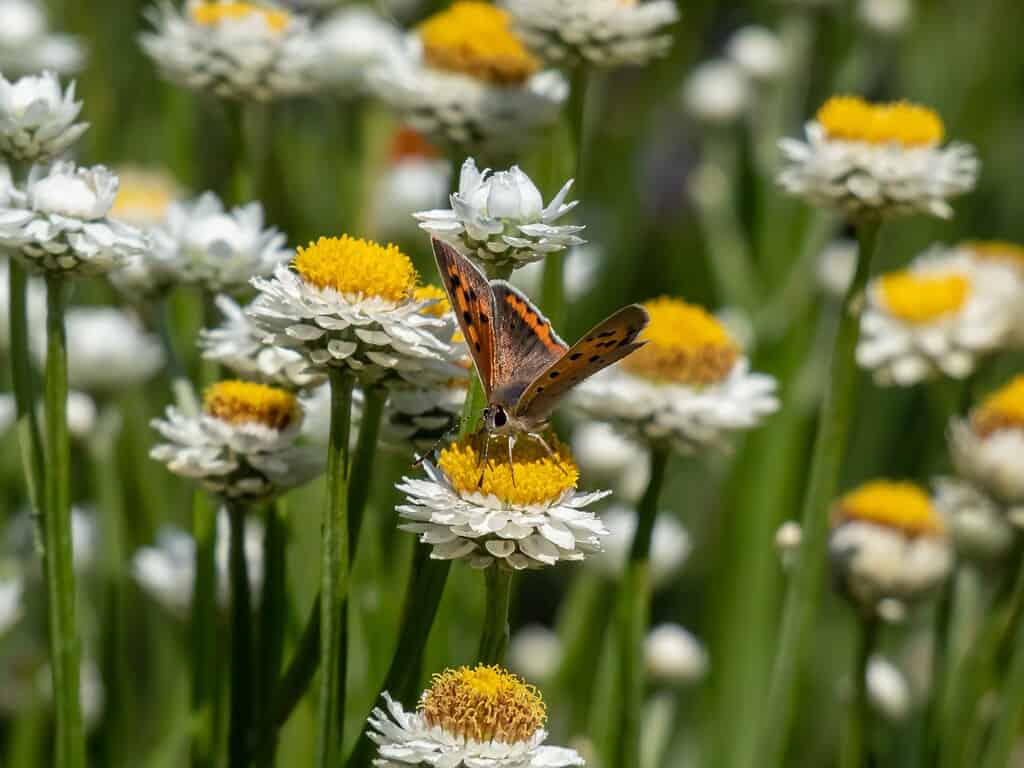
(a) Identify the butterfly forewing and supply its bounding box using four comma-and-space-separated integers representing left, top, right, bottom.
432, 239, 498, 397
490, 281, 568, 392
512, 305, 650, 421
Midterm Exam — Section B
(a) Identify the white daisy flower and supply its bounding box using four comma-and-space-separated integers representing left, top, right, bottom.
149, 191, 290, 292
247, 235, 463, 387
367, 664, 584, 768
0, 71, 87, 162
397, 434, 610, 569
141, 0, 318, 102
682, 59, 750, 126
572, 297, 779, 451
31, 306, 165, 392
200, 294, 322, 389
0, 162, 146, 275
949, 376, 1024, 508
132, 509, 264, 618
506, 0, 679, 69
0, 0, 85, 76
932, 477, 1016, 561
314, 4, 403, 95
508, 625, 562, 682
150, 379, 322, 499
866, 656, 911, 721
954, 241, 1024, 346
829, 481, 953, 618
778, 96, 977, 220
644, 623, 709, 685
590, 505, 689, 587
726, 26, 786, 83
371, 127, 450, 239
0, 565, 22, 636
369, 2, 566, 157
856, 249, 1017, 386
416, 157, 583, 271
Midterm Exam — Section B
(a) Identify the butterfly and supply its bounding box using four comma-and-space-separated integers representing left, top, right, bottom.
431, 238, 650, 480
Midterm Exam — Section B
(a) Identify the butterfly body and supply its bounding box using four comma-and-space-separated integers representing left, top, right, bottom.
432, 238, 649, 479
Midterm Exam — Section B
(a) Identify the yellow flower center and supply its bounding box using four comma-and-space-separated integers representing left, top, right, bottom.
816, 96, 944, 146
438, 433, 578, 506
418, 1, 540, 86
414, 284, 452, 317
190, 1, 289, 31
420, 665, 546, 744
836, 480, 945, 537
110, 169, 177, 225
293, 235, 418, 303
621, 297, 738, 386
963, 240, 1024, 274
204, 380, 297, 430
877, 271, 970, 323
972, 376, 1024, 436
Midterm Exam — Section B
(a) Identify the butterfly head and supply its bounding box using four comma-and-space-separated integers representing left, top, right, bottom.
482, 404, 512, 434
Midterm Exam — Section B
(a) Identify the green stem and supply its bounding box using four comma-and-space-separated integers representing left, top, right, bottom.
348, 386, 387, 547
8, 261, 45, 545
42, 274, 85, 768
477, 566, 514, 664
612, 445, 670, 768
840, 616, 879, 768
316, 368, 355, 768
979, 578, 1024, 768
759, 219, 881, 768
191, 490, 219, 768
255, 499, 288, 768
228, 501, 253, 768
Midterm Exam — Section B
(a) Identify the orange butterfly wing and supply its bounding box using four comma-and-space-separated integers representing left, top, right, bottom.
431, 239, 498, 396
490, 281, 568, 393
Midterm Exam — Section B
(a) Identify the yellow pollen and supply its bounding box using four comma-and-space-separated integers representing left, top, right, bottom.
418, 1, 540, 86
438, 433, 578, 506
293, 235, 418, 303
190, 2, 289, 31
877, 271, 970, 323
420, 665, 546, 744
204, 380, 297, 430
816, 96, 945, 146
835, 480, 945, 537
963, 240, 1024, 274
972, 376, 1024, 436
621, 297, 738, 386
414, 285, 452, 317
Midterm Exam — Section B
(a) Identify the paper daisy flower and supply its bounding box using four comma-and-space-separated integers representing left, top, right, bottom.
0, 162, 146, 275
369, 1, 566, 157
572, 297, 779, 451
151, 379, 322, 499
367, 664, 584, 767
0, 71, 87, 162
644, 624, 709, 685
856, 250, 1017, 385
506, 0, 679, 69
397, 433, 610, 569
416, 157, 583, 271
949, 376, 1024, 508
148, 191, 290, 292
141, 0, 317, 102
778, 96, 977, 219
372, 127, 450, 239
313, 4, 403, 95
247, 235, 463, 386
829, 480, 953, 617
932, 477, 1015, 561
0, 0, 85, 76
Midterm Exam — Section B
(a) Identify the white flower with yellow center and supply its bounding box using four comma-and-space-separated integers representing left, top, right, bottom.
932, 477, 1016, 561
0, 0, 85, 76
397, 434, 609, 569
505, 0, 679, 69
829, 480, 953, 616
368, 665, 584, 767
0, 162, 146, 275
141, 0, 317, 101
416, 157, 583, 270
949, 376, 1024, 509
956, 240, 1024, 346
314, 5, 403, 95
572, 297, 779, 451
149, 191, 290, 292
856, 252, 1017, 386
369, 2, 566, 156
779, 96, 977, 219
0, 71, 87, 162
248, 235, 463, 386
151, 380, 322, 499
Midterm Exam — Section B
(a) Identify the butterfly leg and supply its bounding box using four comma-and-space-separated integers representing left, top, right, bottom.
477, 433, 492, 488
529, 432, 570, 476
506, 433, 517, 488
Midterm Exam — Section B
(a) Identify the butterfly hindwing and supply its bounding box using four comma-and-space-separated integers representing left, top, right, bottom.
490, 281, 568, 393
431, 239, 498, 396
512, 304, 650, 421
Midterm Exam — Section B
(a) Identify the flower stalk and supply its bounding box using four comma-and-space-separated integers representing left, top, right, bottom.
840, 615, 879, 768
228, 500, 253, 768
477, 565, 515, 664
255, 499, 287, 768
759, 218, 882, 767
191, 489, 219, 768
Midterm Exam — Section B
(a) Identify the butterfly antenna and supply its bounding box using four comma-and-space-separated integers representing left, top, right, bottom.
530, 431, 569, 476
